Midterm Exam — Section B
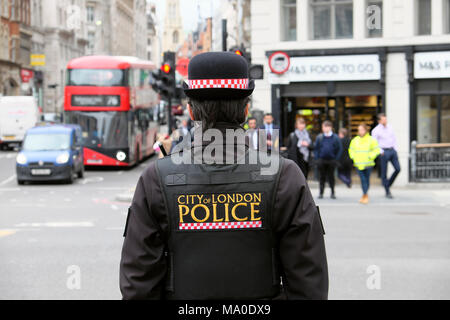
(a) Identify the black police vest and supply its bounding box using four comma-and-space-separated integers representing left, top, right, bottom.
155, 149, 283, 300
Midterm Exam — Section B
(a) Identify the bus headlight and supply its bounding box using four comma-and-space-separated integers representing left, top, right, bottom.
56, 152, 70, 164
16, 153, 27, 165
116, 151, 126, 162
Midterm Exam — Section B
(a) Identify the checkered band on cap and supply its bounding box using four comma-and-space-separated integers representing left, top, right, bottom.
188, 78, 249, 89
179, 221, 262, 230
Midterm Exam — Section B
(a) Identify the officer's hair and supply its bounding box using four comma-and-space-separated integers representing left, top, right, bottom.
188, 98, 249, 130
377, 113, 386, 121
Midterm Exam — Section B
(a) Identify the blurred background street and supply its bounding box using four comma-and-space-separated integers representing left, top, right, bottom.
1, 150, 449, 299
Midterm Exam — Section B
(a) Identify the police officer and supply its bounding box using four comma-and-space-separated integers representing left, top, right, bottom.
120, 52, 328, 300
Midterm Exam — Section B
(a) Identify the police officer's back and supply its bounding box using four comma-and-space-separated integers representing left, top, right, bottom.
120, 52, 328, 300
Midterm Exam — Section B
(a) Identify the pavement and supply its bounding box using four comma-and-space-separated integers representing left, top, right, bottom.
0, 149, 449, 299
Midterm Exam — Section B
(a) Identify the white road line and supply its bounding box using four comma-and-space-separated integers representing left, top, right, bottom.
6, 153, 16, 159
0, 175, 16, 186
111, 205, 119, 211
14, 222, 94, 228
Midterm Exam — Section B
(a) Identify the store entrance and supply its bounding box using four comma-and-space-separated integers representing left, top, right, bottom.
281, 95, 381, 144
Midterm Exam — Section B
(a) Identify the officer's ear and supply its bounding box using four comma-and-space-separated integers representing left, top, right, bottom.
187, 104, 195, 121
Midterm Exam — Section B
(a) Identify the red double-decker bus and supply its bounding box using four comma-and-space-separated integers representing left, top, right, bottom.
64, 56, 160, 166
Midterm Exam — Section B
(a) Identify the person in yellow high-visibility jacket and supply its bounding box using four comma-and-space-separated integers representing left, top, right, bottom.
349, 123, 381, 204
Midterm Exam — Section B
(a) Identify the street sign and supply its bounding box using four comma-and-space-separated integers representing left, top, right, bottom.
268, 51, 290, 75
31, 54, 46, 66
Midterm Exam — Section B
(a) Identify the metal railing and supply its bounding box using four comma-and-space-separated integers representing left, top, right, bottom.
410, 141, 450, 182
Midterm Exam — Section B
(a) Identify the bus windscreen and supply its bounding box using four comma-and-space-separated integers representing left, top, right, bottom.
67, 69, 126, 87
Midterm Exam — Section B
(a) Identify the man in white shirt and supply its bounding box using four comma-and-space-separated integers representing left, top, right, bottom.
371, 113, 401, 199
246, 117, 258, 150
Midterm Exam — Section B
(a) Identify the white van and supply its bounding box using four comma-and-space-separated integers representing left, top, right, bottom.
0, 96, 40, 149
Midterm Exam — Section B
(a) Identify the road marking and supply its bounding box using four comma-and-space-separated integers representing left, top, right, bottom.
0, 230, 17, 238
14, 222, 94, 228
6, 153, 16, 159
80, 177, 104, 185
111, 205, 119, 211
0, 175, 16, 186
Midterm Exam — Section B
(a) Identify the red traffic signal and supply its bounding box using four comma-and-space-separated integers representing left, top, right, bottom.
234, 50, 243, 56
161, 63, 171, 74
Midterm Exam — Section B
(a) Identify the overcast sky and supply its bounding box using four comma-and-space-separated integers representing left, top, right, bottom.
151, 0, 215, 33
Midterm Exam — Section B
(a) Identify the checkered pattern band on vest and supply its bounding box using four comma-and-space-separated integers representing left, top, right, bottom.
188, 78, 249, 89
179, 221, 262, 230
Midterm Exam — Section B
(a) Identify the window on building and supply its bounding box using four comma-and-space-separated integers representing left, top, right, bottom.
281, 0, 297, 41
173, 30, 178, 44
310, 0, 353, 40
147, 38, 151, 46
88, 32, 95, 50
1, 0, 8, 18
11, 38, 19, 62
87, 6, 94, 23
367, 0, 382, 37
417, 0, 431, 35
446, 0, 450, 33
11, 0, 16, 20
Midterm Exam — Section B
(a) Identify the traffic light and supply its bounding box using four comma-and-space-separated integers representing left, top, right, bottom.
160, 51, 176, 99
229, 46, 264, 80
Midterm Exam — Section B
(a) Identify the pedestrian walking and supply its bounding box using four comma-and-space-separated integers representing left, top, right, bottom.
287, 117, 312, 178
314, 121, 343, 199
259, 113, 281, 152
337, 128, 353, 188
349, 123, 381, 205
371, 113, 401, 199
246, 117, 259, 150
120, 52, 328, 300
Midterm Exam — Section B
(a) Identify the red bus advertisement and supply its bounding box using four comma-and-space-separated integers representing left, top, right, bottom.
64, 56, 160, 167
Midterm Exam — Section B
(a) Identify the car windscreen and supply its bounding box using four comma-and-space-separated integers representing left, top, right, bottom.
23, 133, 71, 151
67, 69, 126, 87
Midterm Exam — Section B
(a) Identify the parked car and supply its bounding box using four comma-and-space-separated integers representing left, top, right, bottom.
16, 125, 84, 184
0, 96, 40, 150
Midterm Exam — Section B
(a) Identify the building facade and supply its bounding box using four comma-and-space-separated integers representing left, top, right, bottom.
162, 0, 183, 53
146, 2, 161, 65
251, 0, 450, 185
211, 0, 251, 52
84, 0, 148, 59
0, 0, 32, 96
40, 0, 88, 113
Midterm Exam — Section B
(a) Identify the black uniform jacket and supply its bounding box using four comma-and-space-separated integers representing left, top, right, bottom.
120, 123, 329, 300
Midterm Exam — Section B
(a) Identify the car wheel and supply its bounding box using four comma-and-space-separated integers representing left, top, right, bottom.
66, 168, 75, 184
17, 180, 25, 185
77, 165, 84, 179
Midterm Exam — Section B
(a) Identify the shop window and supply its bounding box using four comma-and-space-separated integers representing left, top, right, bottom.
311, 0, 353, 40
416, 0, 431, 35
367, 0, 382, 38
417, 96, 438, 143
281, 0, 297, 41
442, 96, 450, 143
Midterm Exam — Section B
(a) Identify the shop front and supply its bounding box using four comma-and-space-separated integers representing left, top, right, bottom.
410, 50, 450, 182
268, 50, 385, 144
